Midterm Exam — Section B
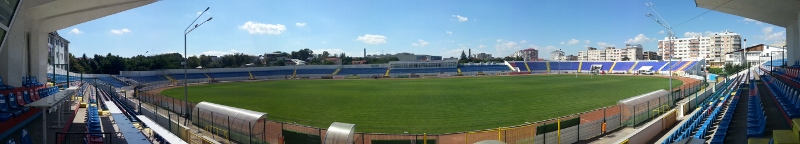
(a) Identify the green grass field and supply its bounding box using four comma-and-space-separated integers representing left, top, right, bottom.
160, 75, 682, 134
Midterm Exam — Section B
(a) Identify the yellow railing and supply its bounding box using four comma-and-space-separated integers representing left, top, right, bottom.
628, 61, 639, 73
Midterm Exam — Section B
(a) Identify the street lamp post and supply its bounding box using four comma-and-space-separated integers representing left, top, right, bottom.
645, 3, 674, 102
184, 7, 212, 124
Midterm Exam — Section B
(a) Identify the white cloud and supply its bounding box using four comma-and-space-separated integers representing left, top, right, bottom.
110, 28, 131, 35
452, 15, 468, 22
624, 34, 651, 44
239, 21, 286, 35
584, 40, 590, 44
201, 49, 239, 56
520, 40, 527, 44
495, 40, 520, 53
321, 41, 327, 44
597, 42, 615, 48
560, 42, 565, 45
446, 31, 452, 35
760, 26, 786, 43
355, 34, 387, 44
496, 39, 503, 43
411, 39, 430, 47
743, 18, 764, 25
196, 12, 202, 16
658, 30, 665, 34
684, 32, 702, 38
478, 45, 487, 49
567, 39, 580, 45
295, 22, 306, 27
69, 28, 83, 34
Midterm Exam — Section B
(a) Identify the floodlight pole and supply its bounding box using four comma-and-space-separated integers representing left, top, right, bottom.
646, 2, 675, 102
184, 7, 212, 124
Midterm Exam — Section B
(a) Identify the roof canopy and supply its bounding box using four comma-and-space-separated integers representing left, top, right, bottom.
324, 122, 355, 144
639, 66, 653, 71
194, 102, 267, 124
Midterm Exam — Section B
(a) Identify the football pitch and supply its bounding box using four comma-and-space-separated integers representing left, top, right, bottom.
160, 74, 683, 134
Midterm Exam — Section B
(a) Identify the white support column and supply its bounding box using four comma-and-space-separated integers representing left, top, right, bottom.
0, 9, 31, 87
29, 26, 49, 84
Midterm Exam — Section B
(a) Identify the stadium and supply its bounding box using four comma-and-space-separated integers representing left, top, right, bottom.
0, 0, 799, 144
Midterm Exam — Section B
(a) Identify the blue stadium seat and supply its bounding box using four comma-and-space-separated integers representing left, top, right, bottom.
337, 68, 387, 75
3, 93, 26, 115
459, 65, 510, 72
527, 62, 547, 71
611, 62, 635, 73
97, 77, 129, 88
20, 129, 32, 144
208, 72, 250, 78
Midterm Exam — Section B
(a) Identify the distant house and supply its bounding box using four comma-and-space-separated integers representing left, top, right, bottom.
325, 58, 342, 65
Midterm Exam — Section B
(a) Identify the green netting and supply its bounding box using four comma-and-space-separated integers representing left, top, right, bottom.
536, 117, 579, 134
282, 130, 322, 144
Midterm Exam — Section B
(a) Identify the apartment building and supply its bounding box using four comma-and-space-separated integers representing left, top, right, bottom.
576, 44, 643, 61
658, 30, 741, 67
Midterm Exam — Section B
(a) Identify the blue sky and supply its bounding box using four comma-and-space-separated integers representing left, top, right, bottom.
57, 0, 787, 59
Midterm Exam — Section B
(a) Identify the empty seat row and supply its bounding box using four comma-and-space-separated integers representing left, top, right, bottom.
662, 73, 743, 144
85, 105, 104, 143
710, 95, 739, 144
762, 67, 800, 118
747, 78, 767, 137
0, 86, 59, 122
97, 77, 129, 88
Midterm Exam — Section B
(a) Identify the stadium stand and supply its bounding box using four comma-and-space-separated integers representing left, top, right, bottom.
527, 62, 547, 72
579, 62, 614, 71
337, 68, 390, 75
126, 75, 169, 83
668, 61, 688, 71
295, 69, 337, 75
632, 61, 667, 72
97, 77, 129, 88
391, 68, 457, 74
47, 74, 79, 84
169, 73, 208, 80
747, 77, 766, 137
208, 72, 251, 78
549, 62, 580, 71
459, 65, 510, 72
661, 71, 743, 143
611, 62, 635, 73
252, 69, 295, 76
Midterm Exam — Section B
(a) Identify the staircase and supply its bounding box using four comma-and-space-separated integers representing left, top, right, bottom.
248, 71, 255, 79
291, 70, 297, 78
332, 68, 341, 75
628, 61, 639, 73
658, 61, 671, 71
204, 73, 212, 80
384, 68, 391, 77
457, 68, 462, 74
524, 62, 531, 72
609, 62, 617, 73
545, 62, 551, 73
164, 75, 175, 81
577, 62, 583, 73
165, 75, 177, 85
677, 61, 693, 71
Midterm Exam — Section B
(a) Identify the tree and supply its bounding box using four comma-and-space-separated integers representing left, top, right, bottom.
187, 56, 200, 68
322, 51, 330, 59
